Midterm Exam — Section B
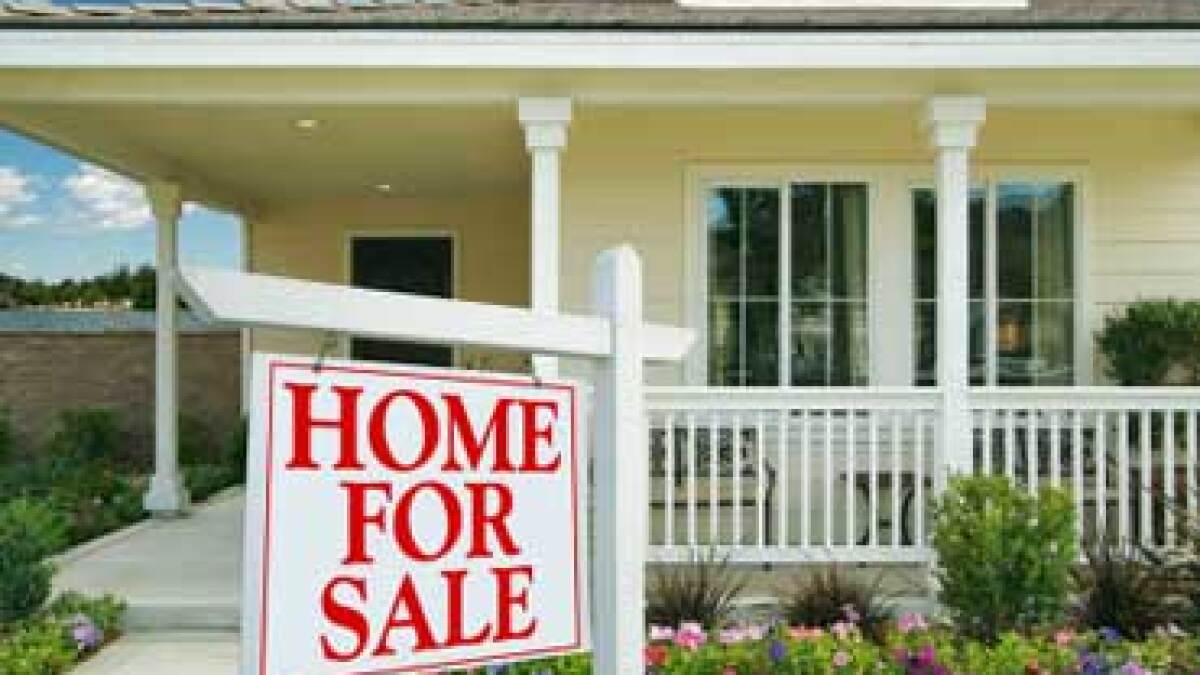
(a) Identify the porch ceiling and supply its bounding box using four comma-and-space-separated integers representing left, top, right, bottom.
0, 100, 528, 215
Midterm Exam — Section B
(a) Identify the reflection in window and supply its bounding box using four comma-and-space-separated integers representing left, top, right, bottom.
913, 182, 1075, 387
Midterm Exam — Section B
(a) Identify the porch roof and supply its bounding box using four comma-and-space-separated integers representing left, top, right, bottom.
1, 0, 1199, 30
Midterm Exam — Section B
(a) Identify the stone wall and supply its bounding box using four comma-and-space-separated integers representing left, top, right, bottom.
0, 331, 242, 462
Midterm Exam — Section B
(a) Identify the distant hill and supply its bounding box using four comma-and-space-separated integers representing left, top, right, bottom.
0, 265, 156, 310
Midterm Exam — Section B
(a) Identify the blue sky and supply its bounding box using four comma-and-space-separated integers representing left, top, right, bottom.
0, 128, 242, 281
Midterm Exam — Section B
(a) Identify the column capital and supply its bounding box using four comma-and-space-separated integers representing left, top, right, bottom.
146, 180, 183, 226
923, 95, 987, 150
518, 97, 572, 151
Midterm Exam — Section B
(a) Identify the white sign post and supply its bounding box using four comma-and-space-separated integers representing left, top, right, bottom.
179, 245, 691, 675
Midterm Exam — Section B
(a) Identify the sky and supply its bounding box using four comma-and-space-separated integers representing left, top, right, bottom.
0, 128, 242, 282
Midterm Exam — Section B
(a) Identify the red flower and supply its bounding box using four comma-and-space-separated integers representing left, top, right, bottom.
644, 645, 669, 667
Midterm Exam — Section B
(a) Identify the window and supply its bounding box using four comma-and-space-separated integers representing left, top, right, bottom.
913, 181, 1076, 386
706, 182, 869, 387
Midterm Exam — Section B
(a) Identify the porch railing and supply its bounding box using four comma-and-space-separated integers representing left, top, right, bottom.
645, 386, 1200, 564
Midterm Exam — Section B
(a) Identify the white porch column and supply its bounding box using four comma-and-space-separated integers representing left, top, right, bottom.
924, 96, 986, 481
518, 97, 572, 378
144, 181, 189, 516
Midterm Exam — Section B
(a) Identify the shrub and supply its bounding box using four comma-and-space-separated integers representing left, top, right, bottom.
0, 499, 67, 623
224, 418, 248, 482
185, 464, 239, 503
0, 408, 13, 465
0, 593, 126, 674
777, 566, 892, 642
645, 551, 747, 630
49, 468, 144, 546
179, 415, 221, 467
931, 476, 1077, 641
1097, 299, 1200, 386
44, 408, 122, 467
1072, 541, 1176, 640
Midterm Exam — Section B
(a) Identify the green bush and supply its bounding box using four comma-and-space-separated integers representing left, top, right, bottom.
0, 593, 125, 674
0, 408, 13, 466
931, 476, 1077, 641
224, 418, 248, 482
44, 408, 122, 467
185, 464, 239, 503
645, 551, 747, 630
179, 415, 220, 467
48, 468, 144, 545
1097, 299, 1200, 386
0, 499, 67, 623
777, 566, 892, 643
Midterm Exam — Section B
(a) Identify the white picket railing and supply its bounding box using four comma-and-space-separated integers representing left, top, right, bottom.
645, 388, 940, 564
646, 386, 1200, 564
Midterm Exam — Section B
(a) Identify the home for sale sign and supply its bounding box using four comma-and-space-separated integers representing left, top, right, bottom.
242, 354, 586, 674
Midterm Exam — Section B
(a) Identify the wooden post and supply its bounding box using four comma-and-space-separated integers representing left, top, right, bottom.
591, 245, 646, 675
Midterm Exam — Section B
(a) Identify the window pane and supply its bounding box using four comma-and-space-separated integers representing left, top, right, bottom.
745, 189, 780, 297
790, 303, 829, 386
1034, 302, 1074, 385
1036, 183, 1074, 300
707, 188, 743, 298
914, 301, 936, 386
745, 301, 780, 386
970, 191, 987, 300
969, 300, 987, 386
913, 189, 937, 300
830, 184, 869, 300
830, 302, 869, 386
791, 183, 828, 299
998, 183, 1034, 299
708, 300, 741, 386
996, 301, 1034, 386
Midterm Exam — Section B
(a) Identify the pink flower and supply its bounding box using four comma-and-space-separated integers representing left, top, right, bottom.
1053, 628, 1075, 647
673, 623, 707, 651
831, 621, 857, 640
722, 668, 737, 675
897, 612, 929, 634
648, 625, 675, 642
842, 604, 862, 623
833, 650, 851, 668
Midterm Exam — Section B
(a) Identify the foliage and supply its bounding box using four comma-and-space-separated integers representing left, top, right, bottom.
1073, 542, 1177, 640
223, 418, 248, 483
1096, 299, 1200, 386
776, 566, 892, 643
0, 500, 67, 623
931, 476, 1077, 641
43, 408, 123, 468
47, 468, 144, 546
184, 464, 240, 503
0, 264, 156, 310
645, 552, 748, 630
179, 415, 220, 467
0, 408, 12, 466
0, 593, 125, 675
485, 617, 1200, 674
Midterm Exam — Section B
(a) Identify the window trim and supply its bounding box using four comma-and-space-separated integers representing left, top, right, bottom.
686, 165, 882, 387
686, 164, 1091, 388
906, 166, 1092, 387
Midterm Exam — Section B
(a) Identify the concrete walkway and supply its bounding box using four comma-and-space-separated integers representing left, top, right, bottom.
55, 490, 244, 674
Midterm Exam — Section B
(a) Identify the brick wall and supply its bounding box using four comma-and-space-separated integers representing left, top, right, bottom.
0, 331, 242, 462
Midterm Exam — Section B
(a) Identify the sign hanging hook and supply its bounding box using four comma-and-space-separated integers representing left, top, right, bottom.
313, 331, 339, 374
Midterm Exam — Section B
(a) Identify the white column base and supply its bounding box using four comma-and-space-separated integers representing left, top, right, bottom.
144, 474, 190, 516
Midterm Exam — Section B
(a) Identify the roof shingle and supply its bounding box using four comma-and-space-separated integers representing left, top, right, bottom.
1, 0, 1199, 29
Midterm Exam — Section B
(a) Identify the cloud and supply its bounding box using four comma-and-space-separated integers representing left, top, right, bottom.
0, 166, 37, 228
61, 164, 153, 231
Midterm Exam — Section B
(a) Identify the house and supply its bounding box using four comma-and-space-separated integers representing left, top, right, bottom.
1, 0, 1199, 568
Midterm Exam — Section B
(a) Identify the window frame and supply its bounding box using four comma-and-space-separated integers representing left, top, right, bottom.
686, 166, 881, 388
907, 167, 1091, 387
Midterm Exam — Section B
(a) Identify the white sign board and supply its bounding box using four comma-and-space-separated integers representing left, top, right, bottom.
243, 354, 586, 674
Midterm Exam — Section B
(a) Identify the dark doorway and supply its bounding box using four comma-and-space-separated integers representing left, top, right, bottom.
350, 236, 454, 367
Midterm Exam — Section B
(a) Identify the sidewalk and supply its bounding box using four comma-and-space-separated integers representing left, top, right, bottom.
72, 632, 238, 675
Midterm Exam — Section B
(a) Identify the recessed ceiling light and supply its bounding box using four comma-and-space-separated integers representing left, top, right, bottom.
294, 118, 320, 131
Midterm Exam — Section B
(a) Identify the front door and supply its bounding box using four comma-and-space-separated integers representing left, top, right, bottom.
350, 235, 454, 367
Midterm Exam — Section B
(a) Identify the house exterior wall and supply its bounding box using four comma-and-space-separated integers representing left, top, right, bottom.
246, 105, 1200, 386
0, 331, 241, 462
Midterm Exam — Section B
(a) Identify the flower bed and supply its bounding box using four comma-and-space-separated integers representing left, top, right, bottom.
462, 614, 1198, 674
0, 592, 124, 675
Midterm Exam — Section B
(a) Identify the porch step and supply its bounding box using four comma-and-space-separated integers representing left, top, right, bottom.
124, 601, 240, 633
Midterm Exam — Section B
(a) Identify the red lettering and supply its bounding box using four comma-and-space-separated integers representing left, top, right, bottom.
373, 574, 439, 656
441, 569, 492, 648
367, 390, 440, 471
442, 395, 516, 472
286, 383, 363, 471
393, 481, 462, 562
340, 482, 392, 565
493, 565, 537, 642
519, 399, 561, 473
465, 483, 520, 558
319, 575, 369, 662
